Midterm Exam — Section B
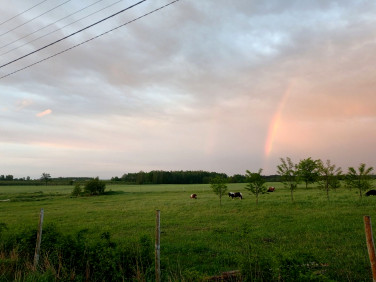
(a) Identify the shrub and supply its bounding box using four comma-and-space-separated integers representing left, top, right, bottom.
0, 225, 154, 281
71, 183, 82, 196
84, 177, 106, 195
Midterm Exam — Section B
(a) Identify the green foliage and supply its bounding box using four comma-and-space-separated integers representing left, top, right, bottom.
239, 244, 275, 281
298, 157, 320, 189
317, 160, 342, 200
346, 163, 374, 198
121, 170, 229, 184
278, 252, 330, 281
277, 157, 299, 201
210, 176, 228, 206
40, 173, 51, 186
71, 183, 82, 196
0, 183, 376, 280
0, 224, 153, 281
239, 246, 330, 282
0, 222, 7, 235
245, 169, 267, 204
84, 177, 106, 195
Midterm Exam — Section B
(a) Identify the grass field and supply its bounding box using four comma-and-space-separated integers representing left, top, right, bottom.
0, 182, 375, 281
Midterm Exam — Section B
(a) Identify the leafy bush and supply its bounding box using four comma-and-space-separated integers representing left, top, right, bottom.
71, 183, 82, 196
84, 177, 106, 195
0, 225, 154, 281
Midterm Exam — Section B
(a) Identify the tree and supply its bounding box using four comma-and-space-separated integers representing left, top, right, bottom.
210, 176, 228, 206
317, 160, 342, 200
245, 169, 267, 205
346, 163, 374, 199
41, 173, 51, 186
5, 175, 13, 180
277, 157, 299, 202
297, 157, 320, 189
84, 177, 106, 195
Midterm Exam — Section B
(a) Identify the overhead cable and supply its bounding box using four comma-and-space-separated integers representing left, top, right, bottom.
0, 0, 147, 69
0, 0, 107, 51
0, 0, 125, 56
0, 0, 50, 27
0, 0, 72, 38
0, 0, 181, 80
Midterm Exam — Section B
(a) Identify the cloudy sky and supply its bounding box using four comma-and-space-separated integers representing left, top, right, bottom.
1, 0, 375, 179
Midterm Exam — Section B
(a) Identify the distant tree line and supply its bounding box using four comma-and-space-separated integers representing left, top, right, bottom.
0, 175, 93, 186
111, 171, 296, 185
112, 170, 230, 185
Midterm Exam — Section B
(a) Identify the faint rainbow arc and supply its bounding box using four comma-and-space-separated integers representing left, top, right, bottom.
264, 83, 293, 158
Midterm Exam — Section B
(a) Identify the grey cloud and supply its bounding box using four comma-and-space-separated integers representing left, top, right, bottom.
1, 1, 376, 177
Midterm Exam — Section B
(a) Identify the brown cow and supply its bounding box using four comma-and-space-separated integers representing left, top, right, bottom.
190, 193, 197, 199
267, 187, 275, 192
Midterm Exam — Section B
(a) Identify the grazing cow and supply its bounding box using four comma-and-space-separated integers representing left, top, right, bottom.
190, 193, 197, 199
267, 186, 275, 192
228, 192, 243, 199
365, 190, 376, 196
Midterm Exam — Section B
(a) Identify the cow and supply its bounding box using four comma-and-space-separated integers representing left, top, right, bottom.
228, 192, 243, 199
190, 193, 197, 199
365, 190, 376, 196
267, 186, 275, 192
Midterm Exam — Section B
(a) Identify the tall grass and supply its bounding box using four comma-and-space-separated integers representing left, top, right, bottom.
0, 182, 375, 280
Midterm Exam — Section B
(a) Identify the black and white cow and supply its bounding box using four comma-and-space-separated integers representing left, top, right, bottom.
228, 192, 243, 199
365, 190, 376, 196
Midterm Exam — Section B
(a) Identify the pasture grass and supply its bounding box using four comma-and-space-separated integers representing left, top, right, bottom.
0, 182, 375, 280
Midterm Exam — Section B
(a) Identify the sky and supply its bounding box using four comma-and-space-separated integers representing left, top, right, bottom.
1, 0, 376, 179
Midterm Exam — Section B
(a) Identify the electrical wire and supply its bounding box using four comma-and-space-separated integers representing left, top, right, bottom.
0, 0, 125, 56
0, 0, 147, 69
0, 0, 72, 38
0, 0, 107, 51
0, 0, 180, 80
0, 0, 50, 26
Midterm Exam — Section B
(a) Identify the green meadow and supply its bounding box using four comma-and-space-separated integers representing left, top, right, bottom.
0, 183, 375, 281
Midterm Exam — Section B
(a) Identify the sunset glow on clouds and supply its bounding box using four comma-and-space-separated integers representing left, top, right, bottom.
0, 0, 376, 178
36, 109, 52, 117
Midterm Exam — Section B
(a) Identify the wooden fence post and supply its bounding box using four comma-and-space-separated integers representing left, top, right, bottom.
364, 215, 376, 281
155, 210, 161, 282
34, 208, 44, 270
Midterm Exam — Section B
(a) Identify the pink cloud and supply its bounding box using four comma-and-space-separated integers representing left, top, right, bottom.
36, 109, 52, 117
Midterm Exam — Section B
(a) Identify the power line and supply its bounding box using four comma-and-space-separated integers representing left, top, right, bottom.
0, 0, 147, 69
0, 0, 72, 38
0, 0, 50, 26
0, 0, 181, 80
0, 0, 125, 56
0, 0, 107, 51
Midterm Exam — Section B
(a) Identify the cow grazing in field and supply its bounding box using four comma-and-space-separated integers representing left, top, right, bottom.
267, 187, 275, 192
365, 190, 376, 196
228, 192, 243, 199
190, 193, 197, 199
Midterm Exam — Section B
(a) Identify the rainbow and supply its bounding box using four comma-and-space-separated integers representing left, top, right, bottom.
264, 82, 293, 158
